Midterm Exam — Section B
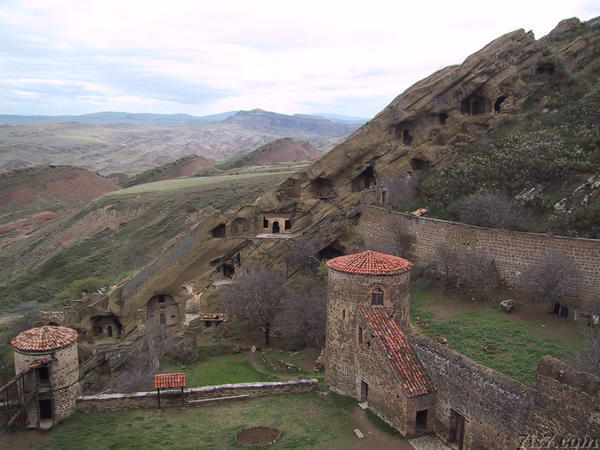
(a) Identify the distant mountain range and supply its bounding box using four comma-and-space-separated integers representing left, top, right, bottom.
0, 109, 365, 174
0, 110, 368, 127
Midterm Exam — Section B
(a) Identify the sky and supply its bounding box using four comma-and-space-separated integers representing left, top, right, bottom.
0, 0, 598, 118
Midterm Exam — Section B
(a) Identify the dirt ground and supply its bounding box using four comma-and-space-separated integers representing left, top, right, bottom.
349, 407, 413, 450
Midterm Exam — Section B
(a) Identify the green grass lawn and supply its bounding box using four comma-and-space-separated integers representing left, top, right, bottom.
411, 281, 571, 385
163, 354, 279, 387
24, 394, 357, 450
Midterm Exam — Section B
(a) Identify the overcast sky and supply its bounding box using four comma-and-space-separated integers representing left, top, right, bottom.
1, 0, 598, 118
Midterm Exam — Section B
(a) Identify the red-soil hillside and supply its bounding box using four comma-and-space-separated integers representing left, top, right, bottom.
0, 166, 119, 243
220, 138, 321, 170
125, 154, 214, 187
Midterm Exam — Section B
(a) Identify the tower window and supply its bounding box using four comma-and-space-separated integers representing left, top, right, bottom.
371, 289, 384, 306
358, 326, 363, 345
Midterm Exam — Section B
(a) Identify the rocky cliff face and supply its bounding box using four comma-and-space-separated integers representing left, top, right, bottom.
76, 18, 599, 334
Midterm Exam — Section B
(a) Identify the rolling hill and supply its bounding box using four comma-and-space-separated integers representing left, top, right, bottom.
124, 155, 214, 187
218, 138, 321, 170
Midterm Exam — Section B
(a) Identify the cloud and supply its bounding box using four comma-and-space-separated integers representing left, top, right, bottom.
0, 0, 598, 116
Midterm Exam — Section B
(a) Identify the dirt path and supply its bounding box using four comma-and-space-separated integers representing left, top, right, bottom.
348, 408, 413, 449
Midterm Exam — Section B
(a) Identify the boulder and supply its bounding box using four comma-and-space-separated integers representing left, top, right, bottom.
500, 299, 516, 313
164, 331, 199, 364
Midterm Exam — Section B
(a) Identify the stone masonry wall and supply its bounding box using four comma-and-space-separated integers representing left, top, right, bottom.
358, 206, 600, 311
409, 333, 533, 449
528, 357, 600, 438
76, 379, 318, 413
409, 333, 600, 449
325, 268, 410, 396
355, 313, 436, 437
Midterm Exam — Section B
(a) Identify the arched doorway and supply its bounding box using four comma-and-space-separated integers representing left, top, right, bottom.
272, 221, 280, 233
147, 294, 180, 329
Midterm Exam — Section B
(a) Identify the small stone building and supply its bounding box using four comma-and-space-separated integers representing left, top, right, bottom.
10, 326, 80, 429
325, 250, 436, 437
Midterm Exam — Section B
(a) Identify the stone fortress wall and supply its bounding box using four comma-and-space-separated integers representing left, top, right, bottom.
358, 205, 600, 312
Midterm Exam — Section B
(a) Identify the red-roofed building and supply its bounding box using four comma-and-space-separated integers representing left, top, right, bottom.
325, 250, 436, 437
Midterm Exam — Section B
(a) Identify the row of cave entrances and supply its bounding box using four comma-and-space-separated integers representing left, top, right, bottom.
210, 217, 293, 237
394, 94, 509, 147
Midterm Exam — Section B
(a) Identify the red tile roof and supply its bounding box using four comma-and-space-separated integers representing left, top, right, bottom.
154, 373, 186, 389
358, 305, 434, 398
199, 313, 230, 321
10, 326, 78, 352
327, 251, 413, 275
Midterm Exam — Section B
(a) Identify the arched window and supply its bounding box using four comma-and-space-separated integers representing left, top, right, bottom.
371, 288, 384, 306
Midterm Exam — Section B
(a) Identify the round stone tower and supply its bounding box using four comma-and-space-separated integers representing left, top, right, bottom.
325, 250, 413, 395
10, 326, 80, 428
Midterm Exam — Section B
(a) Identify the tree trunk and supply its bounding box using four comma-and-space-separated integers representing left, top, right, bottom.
264, 323, 271, 346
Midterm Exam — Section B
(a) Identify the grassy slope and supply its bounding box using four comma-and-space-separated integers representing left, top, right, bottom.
0, 172, 289, 309
17, 394, 355, 450
410, 280, 574, 384
108, 171, 295, 196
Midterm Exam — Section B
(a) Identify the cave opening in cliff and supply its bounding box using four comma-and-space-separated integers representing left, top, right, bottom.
410, 158, 430, 171
402, 129, 413, 145
352, 166, 377, 192
284, 219, 292, 230
232, 218, 249, 234
311, 177, 334, 198
318, 240, 345, 259
536, 62, 555, 75
263, 217, 269, 228
494, 96, 507, 113
438, 113, 448, 124
211, 223, 226, 238
461, 94, 487, 115
92, 315, 122, 339
218, 263, 235, 279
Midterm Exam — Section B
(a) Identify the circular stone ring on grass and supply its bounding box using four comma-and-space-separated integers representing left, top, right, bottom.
235, 426, 281, 447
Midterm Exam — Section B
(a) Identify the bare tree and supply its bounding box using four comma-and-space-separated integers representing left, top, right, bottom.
224, 268, 294, 346
516, 251, 582, 310
284, 277, 327, 348
455, 250, 499, 294
459, 192, 531, 231
428, 242, 460, 286
284, 237, 319, 277
428, 244, 498, 296
381, 177, 417, 211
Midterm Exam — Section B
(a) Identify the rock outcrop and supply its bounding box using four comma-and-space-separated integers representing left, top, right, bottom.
66, 18, 600, 336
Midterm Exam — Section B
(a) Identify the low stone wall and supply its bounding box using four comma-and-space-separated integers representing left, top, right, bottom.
77, 379, 318, 413
358, 206, 600, 312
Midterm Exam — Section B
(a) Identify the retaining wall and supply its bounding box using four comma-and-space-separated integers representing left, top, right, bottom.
77, 379, 318, 413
